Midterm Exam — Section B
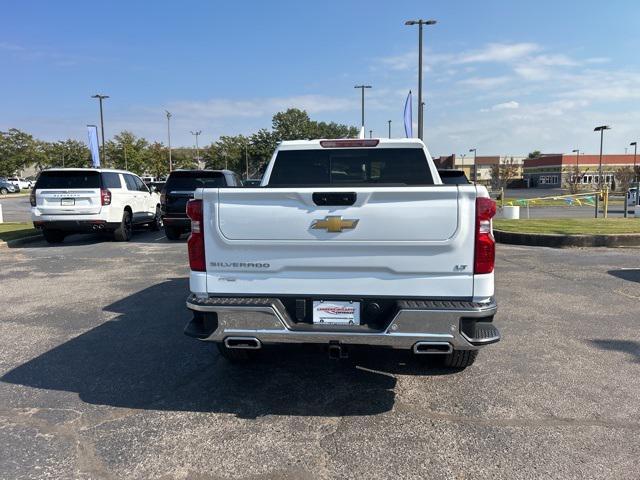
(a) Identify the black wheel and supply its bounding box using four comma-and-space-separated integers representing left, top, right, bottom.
0, 187, 8, 195
150, 206, 163, 231
216, 342, 255, 363
43, 229, 65, 244
113, 210, 133, 242
443, 350, 478, 369
164, 225, 182, 240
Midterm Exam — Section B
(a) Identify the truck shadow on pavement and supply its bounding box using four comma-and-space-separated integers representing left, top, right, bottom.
608, 269, 640, 283
1, 278, 455, 418
588, 339, 640, 364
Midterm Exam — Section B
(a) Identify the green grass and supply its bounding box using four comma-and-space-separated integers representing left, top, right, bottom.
0, 222, 40, 242
494, 218, 640, 235
501, 197, 623, 207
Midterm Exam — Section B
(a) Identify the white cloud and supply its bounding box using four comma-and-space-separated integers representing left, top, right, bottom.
458, 76, 512, 89
487, 100, 520, 111
455, 42, 540, 63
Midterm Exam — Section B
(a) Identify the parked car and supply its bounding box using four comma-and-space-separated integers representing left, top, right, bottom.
147, 180, 166, 193
31, 168, 162, 244
161, 169, 241, 240
0, 180, 19, 194
438, 169, 470, 185
8, 177, 32, 189
183, 138, 499, 368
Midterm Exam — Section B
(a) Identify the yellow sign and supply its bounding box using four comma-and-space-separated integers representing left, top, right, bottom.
311, 216, 359, 233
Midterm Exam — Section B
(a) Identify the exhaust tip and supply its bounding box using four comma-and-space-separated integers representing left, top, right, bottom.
224, 337, 261, 350
413, 342, 453, 355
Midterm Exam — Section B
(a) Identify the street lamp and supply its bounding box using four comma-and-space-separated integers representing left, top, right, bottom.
404, 18, 437, 140
166, 111, 172, 172
630, 142, 637, 183
190, 130, 202, 167
369, 129, 373, 139
594, 125, 611, 188
354, 85, 372, 134
572, 148, 580, 168
388, 120, 392, 139
469, 148, 477, 183
91, 94, 109, 163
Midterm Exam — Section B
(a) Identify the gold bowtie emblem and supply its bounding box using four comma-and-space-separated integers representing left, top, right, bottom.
311, 216, 359, 233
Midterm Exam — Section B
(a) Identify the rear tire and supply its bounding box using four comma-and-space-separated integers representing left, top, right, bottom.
443, 349, 478, 369
164, 225, 182, 240
43, 229, 65, 244
0, 187, 8, 195
216, 342, 255, 363
150, 206, 163, 231
113, 210, 133, 242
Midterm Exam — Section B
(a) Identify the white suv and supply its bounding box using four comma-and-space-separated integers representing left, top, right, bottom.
31, 168, 162, 243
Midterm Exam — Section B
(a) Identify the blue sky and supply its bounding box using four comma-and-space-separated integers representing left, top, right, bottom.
1, 0, 639, 156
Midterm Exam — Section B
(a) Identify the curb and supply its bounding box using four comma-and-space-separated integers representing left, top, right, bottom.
0, 234, 43, 248
494, 229, 640, 248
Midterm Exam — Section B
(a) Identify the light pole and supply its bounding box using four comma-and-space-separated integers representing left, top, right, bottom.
630, 141, 637, 183
572, 148, 580, 169
166, 111, 172, 172
594, 125, 610, 188
388, 120, 392, 139
469, 148, 477, 183
190, 130, 202, 167
354, 85, 372, 133
404, 18, 437, 140
91, 94, 109, 163
369, 130, 373, 139
460, 153, 466, 174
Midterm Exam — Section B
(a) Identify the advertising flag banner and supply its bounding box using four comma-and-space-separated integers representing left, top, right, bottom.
87, 125, 101, 167
404, 90, 413, 138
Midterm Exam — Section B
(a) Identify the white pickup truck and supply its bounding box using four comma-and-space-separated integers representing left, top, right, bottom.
184, 138, 499, 368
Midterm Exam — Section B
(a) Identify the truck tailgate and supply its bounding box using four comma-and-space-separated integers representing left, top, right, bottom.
201, 186, 477, 298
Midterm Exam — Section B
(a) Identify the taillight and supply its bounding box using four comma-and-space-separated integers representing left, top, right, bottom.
320, 139, 379, 148
474, 197, 497, 274
30, 189, 36, 207
101, 189, 112, 206
187, 199, 205, 271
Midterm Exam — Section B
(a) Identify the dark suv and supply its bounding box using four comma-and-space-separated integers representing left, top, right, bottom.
161, 170, 241, 240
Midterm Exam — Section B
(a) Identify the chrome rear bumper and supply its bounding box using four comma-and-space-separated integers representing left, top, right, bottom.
185, 295, 499, 351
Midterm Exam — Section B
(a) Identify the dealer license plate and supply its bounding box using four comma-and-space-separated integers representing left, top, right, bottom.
312, 300, 360, 325
60, 198, 75, 206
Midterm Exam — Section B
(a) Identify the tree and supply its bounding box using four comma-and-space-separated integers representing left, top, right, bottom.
490, 156, 519, 190
105, 131, 149, 174
564, 166, 588, 194
310, 121, 358, 139
527, 150, 542, 159
42, 140, 91, 169
146, 142, 170, 179
614, 166, 635, 193
272, 108, 312, 140
250, 128, 278, 165
0, 128, 43, 176
204, 135, 250, 173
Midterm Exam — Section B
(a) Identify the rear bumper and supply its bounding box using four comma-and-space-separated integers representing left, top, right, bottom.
33, 220, 120, 232
185, 295, 499, 351
161, 214, 190, 228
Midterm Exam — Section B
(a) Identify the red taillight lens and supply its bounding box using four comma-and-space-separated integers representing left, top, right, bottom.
101, 189, 111, 206
30, 189, 37, 207
474, 197, 497, 274
187, 199, 205, 271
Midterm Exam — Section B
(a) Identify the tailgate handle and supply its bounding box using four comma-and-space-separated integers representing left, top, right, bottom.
313, 192, 357, 206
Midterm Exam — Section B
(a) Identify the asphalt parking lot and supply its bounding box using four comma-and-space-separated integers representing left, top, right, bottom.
1, 232, 639, 479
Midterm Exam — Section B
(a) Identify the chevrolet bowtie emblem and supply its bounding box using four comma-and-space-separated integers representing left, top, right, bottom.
311, 216, 359, 233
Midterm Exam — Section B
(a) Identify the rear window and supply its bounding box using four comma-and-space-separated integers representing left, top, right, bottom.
166, 171, 227, 190
268, 148, 434, 186
36, 171, 100, 189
